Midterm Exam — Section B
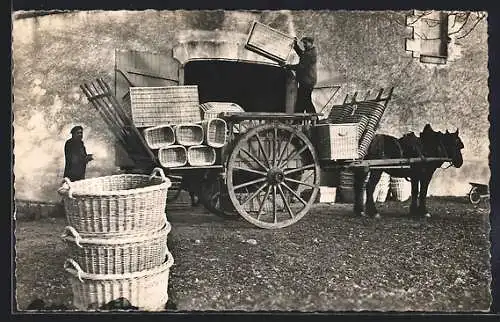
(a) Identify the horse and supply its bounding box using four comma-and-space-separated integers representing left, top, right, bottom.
352, 124, 464, 218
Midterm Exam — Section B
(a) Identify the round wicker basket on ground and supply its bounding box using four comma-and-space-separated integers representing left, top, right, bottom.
65, 250, 174, 311
390, 176, 411, 201
62, 223, 171, 275
373, 171, 390, 202
57, 168, 170, 234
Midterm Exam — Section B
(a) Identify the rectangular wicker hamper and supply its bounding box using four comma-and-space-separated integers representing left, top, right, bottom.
129, 86, 201, 127
245, 21, 295, 62
62, 223, 171, 275
312, 123, 359, 160
199, 118, 228, 148
57, 168, 171, 234
199, 102, 245, 120
158, 145, 187, 168
187, 145, 216, 166
64, 250, 174, 311
175, 123, 204, 146
143, 125, 175, 149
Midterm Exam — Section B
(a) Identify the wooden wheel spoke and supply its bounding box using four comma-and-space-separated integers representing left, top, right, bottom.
241, 183, 268, 206
284, 177, 316, 188
284, 164, 316, 175
273, 126, 279, 167
234, 177, 267, 190
273, 186, 277, 223
302, 170, 315, 182
233, 166, 267, 176
255, 133, 271, 168
278, 184, 294, 218
282, 182, 307, 205
277, 133, 294, 166
240, 147, 269, 171
257, 185, 272, 220
279, 145, 309, 169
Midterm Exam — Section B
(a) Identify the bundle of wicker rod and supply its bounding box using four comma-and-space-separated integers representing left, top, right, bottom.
58, 168, 175, 311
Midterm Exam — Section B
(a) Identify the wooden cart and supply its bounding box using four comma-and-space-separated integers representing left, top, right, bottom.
80, 78, 451, 229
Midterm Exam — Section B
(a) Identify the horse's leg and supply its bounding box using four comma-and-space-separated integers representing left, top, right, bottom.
418, 169, 435, 218
353, 166, 369, 216
409, 171, 420, 217
365, 170, 382, 218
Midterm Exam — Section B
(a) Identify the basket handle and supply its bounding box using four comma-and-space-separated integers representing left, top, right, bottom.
64, 258, 84, 282
57, 177, 75, 199
338, 132, 347, 137
61, 226, 83, 248
149, 167, 167, 182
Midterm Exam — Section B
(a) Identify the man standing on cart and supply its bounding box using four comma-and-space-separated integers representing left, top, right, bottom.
282, 36, 318, 113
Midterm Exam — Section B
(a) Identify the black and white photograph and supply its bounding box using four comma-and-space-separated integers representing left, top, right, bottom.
12, 8, 493, 312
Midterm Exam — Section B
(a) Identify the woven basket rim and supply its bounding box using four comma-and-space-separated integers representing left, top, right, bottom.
65, 250, 174, 281
59, 174, 171, 197
143, 124, 175, 132
61, 222, 171, 245
130, 85, 198, 90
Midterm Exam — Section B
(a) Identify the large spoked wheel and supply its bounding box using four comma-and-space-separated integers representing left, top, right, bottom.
200, 172, 239, 219
226, 123, 320, 229
469, 186, 481, 205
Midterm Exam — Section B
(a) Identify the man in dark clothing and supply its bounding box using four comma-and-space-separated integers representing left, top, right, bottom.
282, 36, 318, 113
64, 126, 93, 181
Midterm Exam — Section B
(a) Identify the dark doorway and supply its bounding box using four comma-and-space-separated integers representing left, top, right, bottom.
184, 60, 288, 113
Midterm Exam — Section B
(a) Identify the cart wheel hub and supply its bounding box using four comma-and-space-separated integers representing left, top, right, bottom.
267, 168, 285, 185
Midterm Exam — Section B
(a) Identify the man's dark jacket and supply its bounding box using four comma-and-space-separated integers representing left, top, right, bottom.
290, 42, 318, 89
64, 138, 88, 181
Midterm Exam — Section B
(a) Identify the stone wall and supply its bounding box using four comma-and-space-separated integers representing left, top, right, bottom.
12, 10, 489, 202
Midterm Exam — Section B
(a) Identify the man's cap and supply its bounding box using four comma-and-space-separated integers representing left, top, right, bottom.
302, 36, 314, 44
70, 125, 83, 134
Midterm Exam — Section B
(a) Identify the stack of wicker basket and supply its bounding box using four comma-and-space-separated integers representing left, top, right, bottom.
58, 168, 173, 311
129, 87, 228, 168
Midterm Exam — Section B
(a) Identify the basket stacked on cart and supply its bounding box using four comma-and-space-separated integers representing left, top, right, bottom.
57, 168, 173, 311
129, 87, 229, 168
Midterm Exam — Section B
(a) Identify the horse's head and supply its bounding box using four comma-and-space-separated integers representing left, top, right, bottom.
420, 124, 464, 167
442, 129, 465, 168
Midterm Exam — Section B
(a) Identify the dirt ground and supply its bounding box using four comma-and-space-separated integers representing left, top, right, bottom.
14, 196, 492, 312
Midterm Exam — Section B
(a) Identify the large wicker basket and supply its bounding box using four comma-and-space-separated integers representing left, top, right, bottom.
57, 168, 170, 234
65, 251, 174, 311
62, 223, 171, 275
